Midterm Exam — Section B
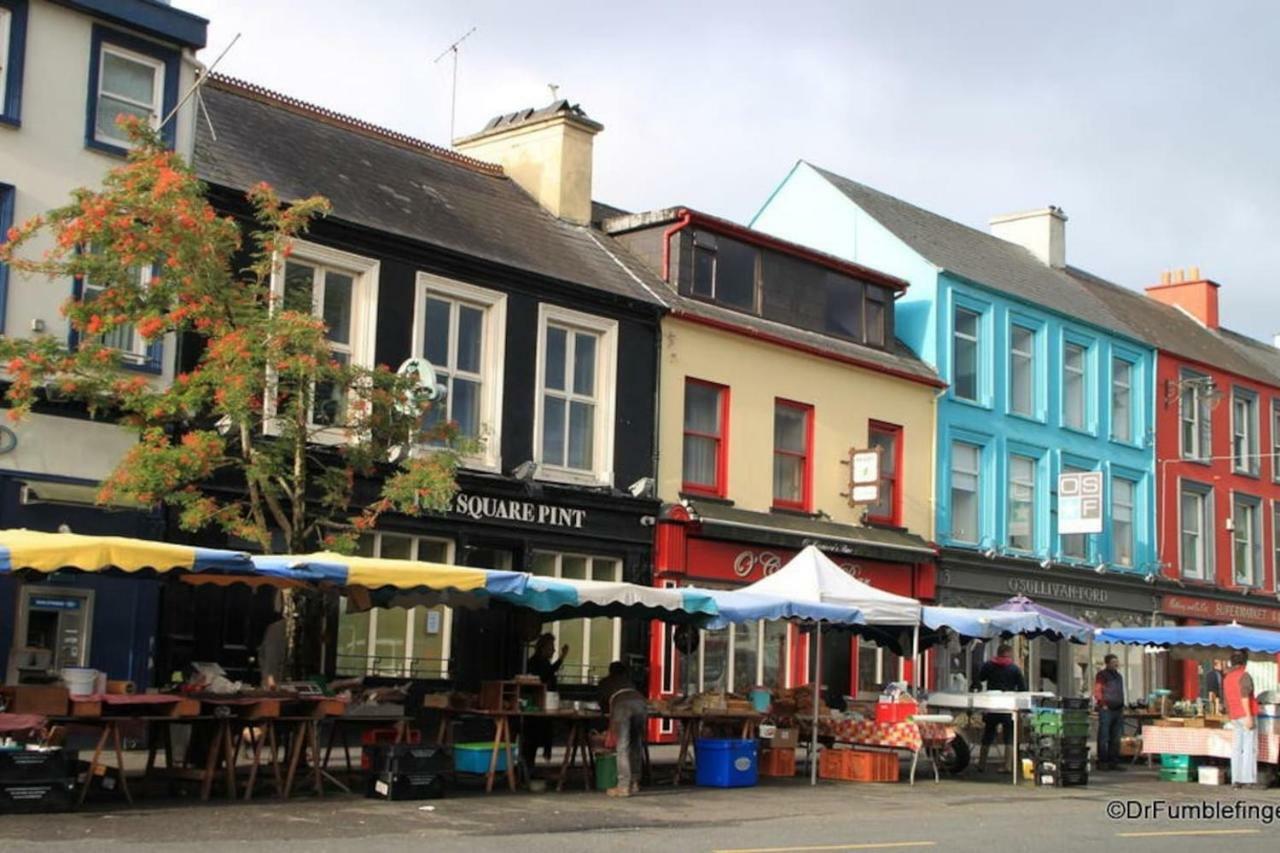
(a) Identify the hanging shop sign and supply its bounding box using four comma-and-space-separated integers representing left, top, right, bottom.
1058, 471, 1103, 534
843, 448, 880, 506
451, 493, 587, 529
1161, 594, 1280, 629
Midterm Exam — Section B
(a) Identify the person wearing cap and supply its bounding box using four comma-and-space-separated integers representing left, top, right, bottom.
1224, 650, 1259, 789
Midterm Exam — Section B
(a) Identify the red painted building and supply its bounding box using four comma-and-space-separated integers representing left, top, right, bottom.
1080, 270, 1280, 698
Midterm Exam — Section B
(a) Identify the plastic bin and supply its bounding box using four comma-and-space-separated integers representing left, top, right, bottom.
595, 751, 618, 790
453, 742, 508, 774
1160, 753, 1195, 770
819, 748, 899, 782
695, 738, 757, 788
874, 702, 918, 724
759, 747, 796, 778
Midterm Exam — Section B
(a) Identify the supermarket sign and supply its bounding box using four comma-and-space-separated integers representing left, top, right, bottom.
1058, 471, 1103, 534
1161, 594, 1280, 629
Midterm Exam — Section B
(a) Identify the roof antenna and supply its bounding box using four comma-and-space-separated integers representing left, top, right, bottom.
161, 32, 242, 137
548, 83, 560, 102
433, 26, 477, 144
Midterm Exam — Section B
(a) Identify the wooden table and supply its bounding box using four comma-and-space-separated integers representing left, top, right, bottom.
321, 713, 417, 778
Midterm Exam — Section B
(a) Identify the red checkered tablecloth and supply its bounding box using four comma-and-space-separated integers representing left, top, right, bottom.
815, 718, 955, 753
1141, 725, 1280, 764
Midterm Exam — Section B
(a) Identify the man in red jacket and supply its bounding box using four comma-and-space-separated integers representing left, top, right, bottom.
1224, 651, 1259, 789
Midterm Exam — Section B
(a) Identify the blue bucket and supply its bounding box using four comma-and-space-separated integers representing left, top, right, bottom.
749, 688, 771, 713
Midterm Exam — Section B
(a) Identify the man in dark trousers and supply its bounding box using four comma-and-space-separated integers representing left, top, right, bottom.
1093, 654, 1126, 770
973, 643, 1027, 772
598, 661, 647, 797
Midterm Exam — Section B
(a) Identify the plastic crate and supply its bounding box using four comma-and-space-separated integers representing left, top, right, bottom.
1160, 768, 1193, 783
1060, 698, 1090, 710
759, 747, 796, 778
1061, 721, 1091, 737
363, 744, 450, 776
365, 771, 446, 800
819, 749, 899, 783
453, 742, 509, 775
695, 739, 757, 788
0, 780, 74, 814
1160, 753, 1196, 770
1060, 769, 1089, 787
0, 748, 77, 783
874, 702, 918, 724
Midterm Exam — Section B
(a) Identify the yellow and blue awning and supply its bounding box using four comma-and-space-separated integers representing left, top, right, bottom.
249, 552, 529, 597
0, 529, 253, 575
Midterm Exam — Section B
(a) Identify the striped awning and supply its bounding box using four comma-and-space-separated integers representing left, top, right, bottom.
249, 551, 529, 596
0, 529, 252, 575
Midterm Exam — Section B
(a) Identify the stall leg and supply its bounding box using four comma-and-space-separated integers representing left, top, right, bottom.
502, 717, 516, 792
77, 724, 111, 806
221, 721, 238, 800
243, 726, 263, 801
557, 722, 577, 792
109, 722, 133, 805
1011, 712, 1018, 786
283, 721, 307, 798
485, 718, 504, 794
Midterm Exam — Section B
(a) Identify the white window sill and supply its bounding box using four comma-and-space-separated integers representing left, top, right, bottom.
534, 464, 612, 489
412, 443, 500, 474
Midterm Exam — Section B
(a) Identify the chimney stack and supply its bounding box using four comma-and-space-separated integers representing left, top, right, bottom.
455, 100, 603, 226
989, 206, 1067, 269
1145, 267, 1220, 330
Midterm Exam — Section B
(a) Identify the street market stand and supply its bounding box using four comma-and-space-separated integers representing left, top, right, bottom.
806, 716, 957, 785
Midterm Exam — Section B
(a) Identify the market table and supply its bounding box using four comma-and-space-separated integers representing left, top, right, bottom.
321, 713, 417, 779
812, 717, 957, 785
0, 712, 47, 735
1141, 724, 1280, 764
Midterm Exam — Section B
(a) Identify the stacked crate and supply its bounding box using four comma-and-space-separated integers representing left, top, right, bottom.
1028, 700, 1090, 787
1159, 753, 1196, 783
0, 747, 78, 813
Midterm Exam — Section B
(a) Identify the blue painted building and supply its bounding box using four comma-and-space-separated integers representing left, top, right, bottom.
753, 163, 1163, 693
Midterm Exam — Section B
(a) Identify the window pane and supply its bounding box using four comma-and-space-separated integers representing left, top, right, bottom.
371, 607, 408, 676
868, 428, 897, 520
102, 51, 157, 104
824, 278, 863, 341
684, 383, 721, 434
336, 604, 370, 675
1060, 466, 1088, 560
774, 405, 807, 453
1010, 326, 1034, 416
953, 309, 979, 401
380, 534, 414, 560
544, 326, 567, 391
419, 540, 449, 563
414, 605, 447, 678
1009, 455, 1036, 551
572, 332, 597, 396
773, 455, 803, 504
456, 304, 483, 373
567, 400, 594, 470
1064, 343, 1085, 429
692, 245, 715, 298
283, 262, 315, 314
762, 621, 787, 689
1113, 479, 1134, 567
322, 271, 354, 345
423, 298, 451, 367
95, 96, 151, 142
541, 395, 566, 466
451, 377, 481, 438
1112, 358, 1132, 442
716, 239, 757, 310
683, 435, 718, 487
864, 292, 885, 348
313, 351, 349, 426
733, 620, 759, 693
950, 442, 980, 543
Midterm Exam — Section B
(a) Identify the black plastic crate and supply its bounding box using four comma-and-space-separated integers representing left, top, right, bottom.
0, 749, 77, 783
1059, 698, 1090, 710
1059, 736, 1089, 750
0, 780, 75, 814
365, 771, 446, 801
1059, 757, 1089, 773
362, 744, 452, 775
1060, 770, 1089, 787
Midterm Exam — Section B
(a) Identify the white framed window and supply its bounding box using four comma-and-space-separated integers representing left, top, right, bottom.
1062, 342, 1086, 430
950, 441, 981, 543
412, 273, 506, 470
1232, 389, 1259, 475
1179, 483, 1213, 581
1111, 357, 1133, 443
268, 241, 379, 441
1112, 478, 1135, 567
1008, 454, 1037, 552
952, 307, 980, 402
1009, 324, 1035, 416
1180, 370, 1211, 462
533, 304, 617, 485
94, 43, 164, 147
531, 552, 621, 683
336, 533, 454, 679
1233, 494, 1262, 587
81, 263, 154, 364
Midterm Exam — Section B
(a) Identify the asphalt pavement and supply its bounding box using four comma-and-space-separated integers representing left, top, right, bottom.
2, 765, 1278, 852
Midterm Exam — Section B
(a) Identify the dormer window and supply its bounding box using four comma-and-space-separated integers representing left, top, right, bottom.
691, 232, 756, 311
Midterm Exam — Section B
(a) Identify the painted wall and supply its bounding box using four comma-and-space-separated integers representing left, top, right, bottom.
1155, 352, 1279, 593
657, 315, 936, 538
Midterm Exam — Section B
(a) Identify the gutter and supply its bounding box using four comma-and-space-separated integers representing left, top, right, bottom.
661, 209, 692, 282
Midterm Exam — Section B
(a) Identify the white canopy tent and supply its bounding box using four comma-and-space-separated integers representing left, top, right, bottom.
736, 545, 923, 784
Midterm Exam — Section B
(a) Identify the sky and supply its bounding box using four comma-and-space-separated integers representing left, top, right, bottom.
178, 1, 1280, 342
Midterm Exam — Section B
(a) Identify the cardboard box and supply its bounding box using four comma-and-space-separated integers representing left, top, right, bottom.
1198, 766, 1225, 785
1, 686, 69, 716
764, 727, 798, 749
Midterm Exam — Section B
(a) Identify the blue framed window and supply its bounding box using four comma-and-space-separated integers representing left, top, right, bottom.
950, 291, 992, 408
85, 25, 179, 156
68, 264, 163, 373
949, 439, 983, 544
0, 182, 12, 332
1111, 475, 1136, 568
0, 0, 27, 126
1056, 453, 1098, 563
1060, 330, 1097, 435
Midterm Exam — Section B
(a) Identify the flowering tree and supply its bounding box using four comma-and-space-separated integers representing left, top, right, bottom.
0, 121, 465, 557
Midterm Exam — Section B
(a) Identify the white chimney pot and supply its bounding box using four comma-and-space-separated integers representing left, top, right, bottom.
989, 207, 1068, 269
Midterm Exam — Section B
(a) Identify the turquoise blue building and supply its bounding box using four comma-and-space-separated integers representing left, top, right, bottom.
753, 164, 1160, 640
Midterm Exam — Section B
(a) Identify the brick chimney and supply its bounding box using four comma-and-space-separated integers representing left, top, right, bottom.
1145, 267, 1219, 329
455, 100, 603, 226
989, 206, 1067, 269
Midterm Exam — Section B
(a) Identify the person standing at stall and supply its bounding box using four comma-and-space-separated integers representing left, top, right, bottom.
598, 660, 647, 798
1224, 651, 1259, 789
1093, 654, 1125, 771
521, 633, 569, 779
973, 643, 1026, 773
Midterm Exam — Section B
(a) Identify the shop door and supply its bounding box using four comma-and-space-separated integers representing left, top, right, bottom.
449, 545, 517, 691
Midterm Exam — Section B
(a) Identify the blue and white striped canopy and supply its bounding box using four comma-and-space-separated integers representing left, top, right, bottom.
697, 587, 865, 628
497, 577, 718, 621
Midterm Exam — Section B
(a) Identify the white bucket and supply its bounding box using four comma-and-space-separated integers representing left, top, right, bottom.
544, 691, 560, 711
62, 667, 98, 696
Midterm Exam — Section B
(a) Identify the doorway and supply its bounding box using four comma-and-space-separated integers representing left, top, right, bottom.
449, 543, 519, 690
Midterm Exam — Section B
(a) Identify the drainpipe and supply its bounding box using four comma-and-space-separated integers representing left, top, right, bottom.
661, 209, 693, 282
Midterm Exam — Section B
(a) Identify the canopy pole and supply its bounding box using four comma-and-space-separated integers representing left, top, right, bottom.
911, 623, 920, 691
810, 622, 822, 786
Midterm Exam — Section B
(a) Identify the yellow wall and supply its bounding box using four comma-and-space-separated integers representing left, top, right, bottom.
659, 316, 936, 538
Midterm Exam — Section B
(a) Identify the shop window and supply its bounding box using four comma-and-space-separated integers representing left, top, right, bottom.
682, 378, 729, 496
1180, 370, 1212, 462
950, 441, 981, 543
855, 638, 902, 696
772, 399, 813, 511
1062, 342, 1086, 430
532, 552, 621, 683
534, 304, 618, 485
866, 421, 901, 526
415, 274, 506, 469
1179, 483, 1213, 581
952, 307, 980, 402
1008, 454, 1037, 552
336, 533, 452, 678
1112, 477, 1135, 567
1111, 357, 1133, 443
1233, 495, 1262, 587
87, 26, 178, 154
1233, 388, 1260, 475
1009, 324, 1035, 417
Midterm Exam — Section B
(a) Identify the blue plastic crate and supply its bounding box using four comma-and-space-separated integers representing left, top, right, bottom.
453, 742, 508, 774
695, 738, 758, 788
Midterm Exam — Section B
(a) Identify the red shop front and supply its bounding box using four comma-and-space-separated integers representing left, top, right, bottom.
648, 505, 937, 741
1160, 593, 1280, 700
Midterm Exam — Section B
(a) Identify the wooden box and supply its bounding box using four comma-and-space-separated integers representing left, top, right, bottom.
478, 680, 545, 712
1, 686, 69, 716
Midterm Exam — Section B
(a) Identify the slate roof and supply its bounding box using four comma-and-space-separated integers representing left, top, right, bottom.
806, 164, 1145, 339
194, 76, 667, 309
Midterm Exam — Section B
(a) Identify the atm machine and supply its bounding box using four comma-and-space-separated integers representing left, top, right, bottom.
6, 585, 95, 683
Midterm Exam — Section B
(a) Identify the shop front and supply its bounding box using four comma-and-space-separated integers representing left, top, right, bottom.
935, 552, 1162, 700
1159, 592, 1280, 700
649, 501, 937, 741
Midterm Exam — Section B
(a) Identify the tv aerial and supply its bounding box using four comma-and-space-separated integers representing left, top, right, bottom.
433, 26, 477, 143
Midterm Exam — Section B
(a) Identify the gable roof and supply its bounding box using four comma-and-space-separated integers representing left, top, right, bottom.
193, 75, 667, 309
805, 163, 1144, 339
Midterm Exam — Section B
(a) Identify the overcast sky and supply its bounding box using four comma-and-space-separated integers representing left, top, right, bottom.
178, 1, 1280, 342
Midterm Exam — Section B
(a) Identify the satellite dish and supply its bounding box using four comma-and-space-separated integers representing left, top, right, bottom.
396, 358, 447, 416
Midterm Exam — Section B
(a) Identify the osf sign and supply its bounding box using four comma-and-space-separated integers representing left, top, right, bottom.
1058, 471, 1103, 534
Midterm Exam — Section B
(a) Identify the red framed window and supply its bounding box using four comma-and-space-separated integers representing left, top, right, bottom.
682, 379, 729, 496
866, 421, 903, 525
772, 398, 813, 511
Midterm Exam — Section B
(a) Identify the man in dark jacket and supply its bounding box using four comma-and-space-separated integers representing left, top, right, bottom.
1094, 654, 1126, 770
973, 644, 1027, 772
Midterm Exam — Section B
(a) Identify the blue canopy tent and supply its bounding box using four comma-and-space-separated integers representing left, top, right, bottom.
1094, 623, 1280, 655
696, 588, 865, 629
992, 594, 1095, 642
920, 606, 1044, 644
